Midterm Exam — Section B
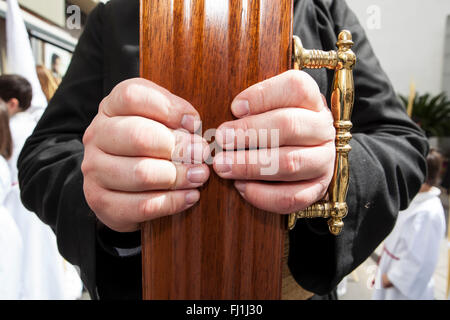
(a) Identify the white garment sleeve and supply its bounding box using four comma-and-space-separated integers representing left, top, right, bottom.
387, 210, 443, 299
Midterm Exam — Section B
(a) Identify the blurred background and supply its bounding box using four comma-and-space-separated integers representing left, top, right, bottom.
0, 0, 449, 300
344, 0, 450, 300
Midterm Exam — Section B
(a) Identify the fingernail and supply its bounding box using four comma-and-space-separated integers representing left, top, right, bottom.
234, 181, 246, 194
231, 100, 249, 117
214, 156, 233, 173
185, 190, 200, 205
187, 167, 208, 183
181, 114, 200, 132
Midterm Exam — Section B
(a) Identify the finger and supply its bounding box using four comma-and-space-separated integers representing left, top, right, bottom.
100, 78, 201, 132
215, 107, 335, 149
85, 184, 201, 233
213, 144, 334, 181
232, 179, 328, 214
84, 149, 210, 192
230, 70, 325, 118
91, 115, 209, 161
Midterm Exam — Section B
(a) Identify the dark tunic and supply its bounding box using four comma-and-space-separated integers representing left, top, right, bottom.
17, 0, 428, 300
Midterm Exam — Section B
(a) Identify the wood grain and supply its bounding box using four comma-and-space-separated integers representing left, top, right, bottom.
140, 0, 293, 299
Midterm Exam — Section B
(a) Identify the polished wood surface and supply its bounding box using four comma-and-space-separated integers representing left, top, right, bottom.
140, 0, 293, 299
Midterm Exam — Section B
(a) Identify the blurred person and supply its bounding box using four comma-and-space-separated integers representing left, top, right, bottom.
36, 65, 59, 102
441, 159, 450, 192
372, 149, 446, 300
0, 75, 35, 181
6, 0, 48, 123
441, 159, 450, 300
51, 54, 62, 85
0, 75, 82, 299
0, 100, 22, 299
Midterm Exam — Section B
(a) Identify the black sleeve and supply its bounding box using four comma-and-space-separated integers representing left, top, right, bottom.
18, 4, 106, 298
288, 0, 429, 295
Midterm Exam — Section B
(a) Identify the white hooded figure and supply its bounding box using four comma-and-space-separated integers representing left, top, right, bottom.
3, 88, 83, 300
0, 155, 23, 299
372, 185, 446, 300
5, 185, 83, 300
3, 0, 83, 300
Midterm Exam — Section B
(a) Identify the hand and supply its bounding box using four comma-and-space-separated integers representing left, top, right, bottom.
213, 70, 335, 214
82, 78, 210, 232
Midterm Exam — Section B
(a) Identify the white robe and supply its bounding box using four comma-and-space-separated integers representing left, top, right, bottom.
6, 112, 83, 300
372, 187, 446, 300
0, 157, 23, 299
8, 112, 35, 183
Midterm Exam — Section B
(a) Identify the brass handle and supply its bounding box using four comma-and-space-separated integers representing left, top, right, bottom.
288, 30, 356, 235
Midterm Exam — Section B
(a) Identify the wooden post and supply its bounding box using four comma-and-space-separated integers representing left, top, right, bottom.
140, 0, 293, 299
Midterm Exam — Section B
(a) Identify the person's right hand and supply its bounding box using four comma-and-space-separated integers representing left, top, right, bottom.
81, 78, 210, 232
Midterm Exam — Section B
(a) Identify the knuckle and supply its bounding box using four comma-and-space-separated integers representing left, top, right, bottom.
281, 151, 301, 177
94, 192, 109, 212
286, 70, 318, 104
165, 130, 177, 156
81, 149, 95, 176
133, 160, 154, 189
240, 116, 250, 134
98, 97, 109, 115
118, 82, 138, 107
293, 193, 313, 210
282, 112, 301, 139
139, 194, 177, 219
167, 194, 179, 214
134, 160, 176, 190
82, 122, 96, 145
321, 112, 336, 141
286, 70, 304, 87
293, 181, 329, 210
130, 124, 149, 152
322, 143, 336, 169
82, 130, 91, 146
328, 125, 336, 141
80, 158, 91, 176
326, 141, 336, 157
83, 182, 104, 214
317, 179, 329, 199
286, 70, 306, 92
236, 118, 252, 148
233, 152, 250, 178
309, 113, 322, 131
166, 165, 178, 189
138, 198, 159, 219
254, 83, 267, 109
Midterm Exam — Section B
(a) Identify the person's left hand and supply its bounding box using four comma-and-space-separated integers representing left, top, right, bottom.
213, 70, 336, 214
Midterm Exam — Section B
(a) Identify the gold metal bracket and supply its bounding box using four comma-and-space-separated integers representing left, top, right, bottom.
288, 30, 356, 236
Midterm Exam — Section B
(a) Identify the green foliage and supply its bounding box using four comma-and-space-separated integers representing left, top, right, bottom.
399, 92, 450, 137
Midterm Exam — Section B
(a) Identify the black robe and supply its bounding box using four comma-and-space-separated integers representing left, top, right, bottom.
17, 0, 428, 300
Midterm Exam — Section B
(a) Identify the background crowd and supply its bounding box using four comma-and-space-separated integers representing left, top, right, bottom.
0, 0, 449, 300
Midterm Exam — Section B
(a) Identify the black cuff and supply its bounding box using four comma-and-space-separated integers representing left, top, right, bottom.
96, 221, 141, 257
304, 218, 330, 236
